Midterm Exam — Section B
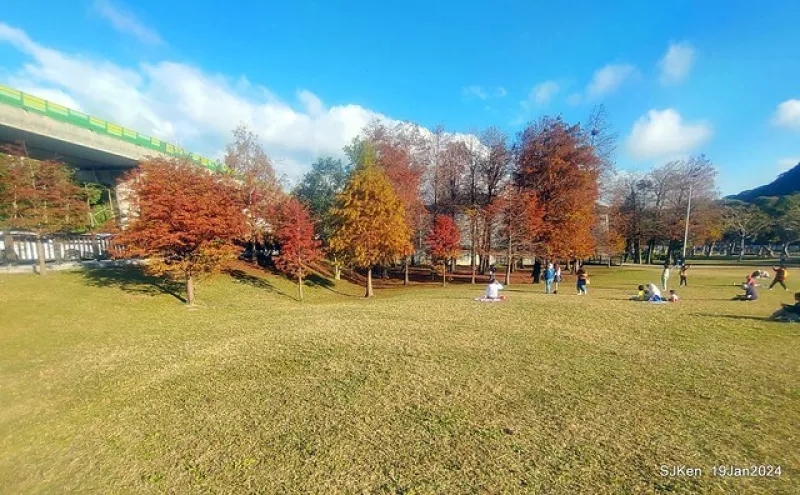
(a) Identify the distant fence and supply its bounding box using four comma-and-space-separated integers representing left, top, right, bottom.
0, 84, 222, 172
1, 232, 115, 265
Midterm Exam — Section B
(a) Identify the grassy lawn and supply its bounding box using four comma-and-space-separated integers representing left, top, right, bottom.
0, 264, 798, 493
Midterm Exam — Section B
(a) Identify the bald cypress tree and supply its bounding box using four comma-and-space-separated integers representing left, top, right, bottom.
329, 145, 411, 297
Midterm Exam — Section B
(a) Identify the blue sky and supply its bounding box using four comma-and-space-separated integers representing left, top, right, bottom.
0, 0, 798, 194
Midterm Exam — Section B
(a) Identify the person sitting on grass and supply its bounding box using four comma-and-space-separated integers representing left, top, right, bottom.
667, 289, 680, 302
631, 284, 647, 301
770, 292, 800, 322
733, 283, 758, 301
781, 292, 800, 314
475, 279, 505, 302
646, 283, 664, 302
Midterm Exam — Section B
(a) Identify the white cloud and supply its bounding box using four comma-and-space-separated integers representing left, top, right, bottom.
778, 157, 799, 172
0, 22, 407, 183
659, 42, 695, 85
772, 99, 800, 129
296, 89, 324, 117
462, 85, 488, 100
462, 85, 506, 100
526, 81, 559, 106
626, 109, 713, 160
586, 64, 637, 99
0, 23, 489, 185
93, 0, 163, 46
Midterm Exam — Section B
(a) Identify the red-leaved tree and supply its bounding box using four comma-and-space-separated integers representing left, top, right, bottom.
425, 214, 461, 286
273, 197, 322, 301
514, 116, 602, 262
113, 158, 246, 306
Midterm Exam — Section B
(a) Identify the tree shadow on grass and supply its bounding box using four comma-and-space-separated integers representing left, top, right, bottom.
225, 268, 294, 300
692, 312, 770, 323
305, 272, 360, 297
82, 265, 186, 303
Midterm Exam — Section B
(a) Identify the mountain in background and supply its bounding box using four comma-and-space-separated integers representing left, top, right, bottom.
729, 161, 800, 201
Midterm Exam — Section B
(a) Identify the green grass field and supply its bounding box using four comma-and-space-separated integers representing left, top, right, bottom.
0, 264, 798, 493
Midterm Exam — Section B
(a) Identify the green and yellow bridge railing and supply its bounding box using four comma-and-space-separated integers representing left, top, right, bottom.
0, 84, 222, 172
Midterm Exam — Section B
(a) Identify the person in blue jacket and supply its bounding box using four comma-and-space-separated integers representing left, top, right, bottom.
543, 263, 556, 294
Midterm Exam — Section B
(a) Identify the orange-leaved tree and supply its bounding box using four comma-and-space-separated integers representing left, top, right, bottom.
0, 152, 87, 274
113, 158, 246, 305
425, 214, 461, 286
375, 139, 425, 285
329, 145, 411, 297
273, 197, 322, 301
514, 116, 602, 263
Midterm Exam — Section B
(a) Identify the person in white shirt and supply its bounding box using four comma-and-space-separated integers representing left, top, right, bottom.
485, 280, 505, 300
645, 283, 663, 301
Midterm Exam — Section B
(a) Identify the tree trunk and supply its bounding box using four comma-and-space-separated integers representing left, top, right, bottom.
334, 264, 341, 281
3, 232, 17, 263
469, 220, 476, 284
442, 262, 447, 286
298, 271, 304, 301
404, 256, 409, 285
186, 274, 196, 305
35, 235, 46, 275
739, 235, 745, 262
365, 267, 374, 297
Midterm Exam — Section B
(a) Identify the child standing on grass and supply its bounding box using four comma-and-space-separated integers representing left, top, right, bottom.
661, 262, 670, 290
679, 264, 689, 286
544, 263, 555, 294
576, 267, 589, 295
769, 265, 788, 290
553, 262, 562, 294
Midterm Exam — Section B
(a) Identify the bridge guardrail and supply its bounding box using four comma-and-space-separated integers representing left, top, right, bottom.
0, 84, 222, 172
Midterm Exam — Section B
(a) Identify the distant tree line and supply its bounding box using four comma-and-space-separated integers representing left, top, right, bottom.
4, 109, 799, 305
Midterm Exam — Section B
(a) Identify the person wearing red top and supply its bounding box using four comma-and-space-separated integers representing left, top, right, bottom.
769, 265, 788, 290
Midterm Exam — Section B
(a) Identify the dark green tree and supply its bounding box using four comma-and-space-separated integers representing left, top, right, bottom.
293, 157, 349, 220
